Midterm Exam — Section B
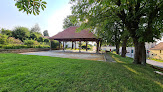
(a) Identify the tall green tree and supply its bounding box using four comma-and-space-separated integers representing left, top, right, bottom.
71, 0, 162, 65
63, 15, 78, 29
12, 27, 30, 41
31, 24, 41, 33
14, 0, 47, 15
43, 30, 49, 37
0, 28, 12, 37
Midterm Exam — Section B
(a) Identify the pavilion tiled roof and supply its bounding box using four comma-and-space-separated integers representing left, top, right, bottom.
49, 26, 97, 40
150, 42, 163, 50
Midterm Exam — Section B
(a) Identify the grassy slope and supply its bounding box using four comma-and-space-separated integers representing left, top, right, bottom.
0, 53, 162, 92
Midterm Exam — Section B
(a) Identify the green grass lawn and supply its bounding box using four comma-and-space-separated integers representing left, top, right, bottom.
0, 53, 163, 92
148, 58, 163, 63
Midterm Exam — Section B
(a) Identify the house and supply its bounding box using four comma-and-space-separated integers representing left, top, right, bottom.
150, 42, 163, 60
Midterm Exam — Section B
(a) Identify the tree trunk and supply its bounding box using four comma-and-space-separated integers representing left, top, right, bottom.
116, 43, 120, 54
133, 38, 146, 65
121, 37, 128, 57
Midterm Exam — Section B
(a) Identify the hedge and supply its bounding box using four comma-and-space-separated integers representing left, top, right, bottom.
0, 44, 50, 49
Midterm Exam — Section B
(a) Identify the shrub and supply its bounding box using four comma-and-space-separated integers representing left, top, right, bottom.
2, 44, 27, 49
7, 37, 23, 44
44, 38, 50, 43
81, 44, 92, 50
24, 39, 39, 46
51, 40, 59, 49
0, 34, 8, 45
37, 37, 44, 42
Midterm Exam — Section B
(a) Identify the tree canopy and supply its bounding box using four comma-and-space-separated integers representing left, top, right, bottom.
14, 0, 47, 15
63, 15, 78, 29
71, 0, 163, 65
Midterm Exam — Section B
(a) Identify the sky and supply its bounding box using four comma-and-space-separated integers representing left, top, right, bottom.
0, 0, 72, 36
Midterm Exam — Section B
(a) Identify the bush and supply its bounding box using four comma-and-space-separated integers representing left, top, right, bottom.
81, 44, 92, 50
1, 44, 50, 49
7, 37, 23, 44
2, 44, 27, 49
44, 38, 50, 43
51, 40, 59, 49
0, 34, 8, 45
24, 39, 39, 46
37, 37, 44, 42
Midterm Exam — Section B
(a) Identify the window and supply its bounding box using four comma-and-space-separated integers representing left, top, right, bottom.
160, 50, 161, 53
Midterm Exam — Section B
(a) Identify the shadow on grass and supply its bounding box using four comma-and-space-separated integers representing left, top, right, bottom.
108, 52, 163, 89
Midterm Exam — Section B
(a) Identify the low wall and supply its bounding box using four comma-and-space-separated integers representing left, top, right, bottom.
0, 48, 50, 53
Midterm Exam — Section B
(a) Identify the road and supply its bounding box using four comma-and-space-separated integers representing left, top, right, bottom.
126, 53, 163, 68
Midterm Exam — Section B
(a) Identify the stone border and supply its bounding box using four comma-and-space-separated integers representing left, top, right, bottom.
0, 48, 50, 53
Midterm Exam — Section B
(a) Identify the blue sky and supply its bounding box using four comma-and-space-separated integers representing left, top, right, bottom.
0, 0, 72, 36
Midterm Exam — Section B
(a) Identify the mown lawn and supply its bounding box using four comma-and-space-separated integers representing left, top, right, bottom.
0, 53, 162, 92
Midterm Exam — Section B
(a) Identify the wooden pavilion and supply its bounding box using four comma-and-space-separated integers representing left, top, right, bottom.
48, 26, 102, 53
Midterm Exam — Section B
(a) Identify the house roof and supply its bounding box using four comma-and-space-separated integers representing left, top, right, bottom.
150, 42, 163, 50
49, 26, 98, 41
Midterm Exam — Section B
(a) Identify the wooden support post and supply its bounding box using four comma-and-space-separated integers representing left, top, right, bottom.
86, 41, 88, 51
72, 41, 74, 50
96, 40, 99, 53
63, 41, 65, 51
100, 40, 102, 51
75, 41, 76, 50
79, 40, 81, 52
59, 41, 61, 50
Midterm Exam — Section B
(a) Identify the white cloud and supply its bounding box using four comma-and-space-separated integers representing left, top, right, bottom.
48, 4, 72, 37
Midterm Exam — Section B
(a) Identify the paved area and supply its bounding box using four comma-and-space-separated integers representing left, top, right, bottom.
20, 50, 105, 61
126, 53, 163, 68
146, 59, 163, 68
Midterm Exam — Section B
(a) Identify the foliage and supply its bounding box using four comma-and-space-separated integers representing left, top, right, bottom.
63, 15, 78, 29
24, 39, 39, 46
0, 53, 162, 91
44, 38, 50, 43
14, 0, 47, 15
7, 37, 23, 44
12, 26, 30, 41
31, 23, 41, 33
1, 44, 49, 49
43, 30, 49, 37
0, 28, 12, 37
29, 32, 38, 40
71, 0, 163, 64
0, 34, 8, 45
37, 37, 44, 42
81, 43, 93, 50
51, 40, 59, 49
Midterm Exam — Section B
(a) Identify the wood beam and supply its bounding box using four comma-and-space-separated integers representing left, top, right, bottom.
72, 41, 74, 50
96, 40, 99, 53
63, 41, 65, 51
59, 41, 61, 50
75, 41, 76, 50
79, 40, 81, 52
86, 41, 88, 51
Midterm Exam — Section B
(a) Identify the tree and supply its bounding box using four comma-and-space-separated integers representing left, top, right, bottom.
0, 28, 12, 37
12, 27, 30, 41
37, 37, 44, 42
71, 0, 162, 65
63, 15, 78, 29
43, 30, 49, 37
31, 24, 41, 33
14, 0, 47, 15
